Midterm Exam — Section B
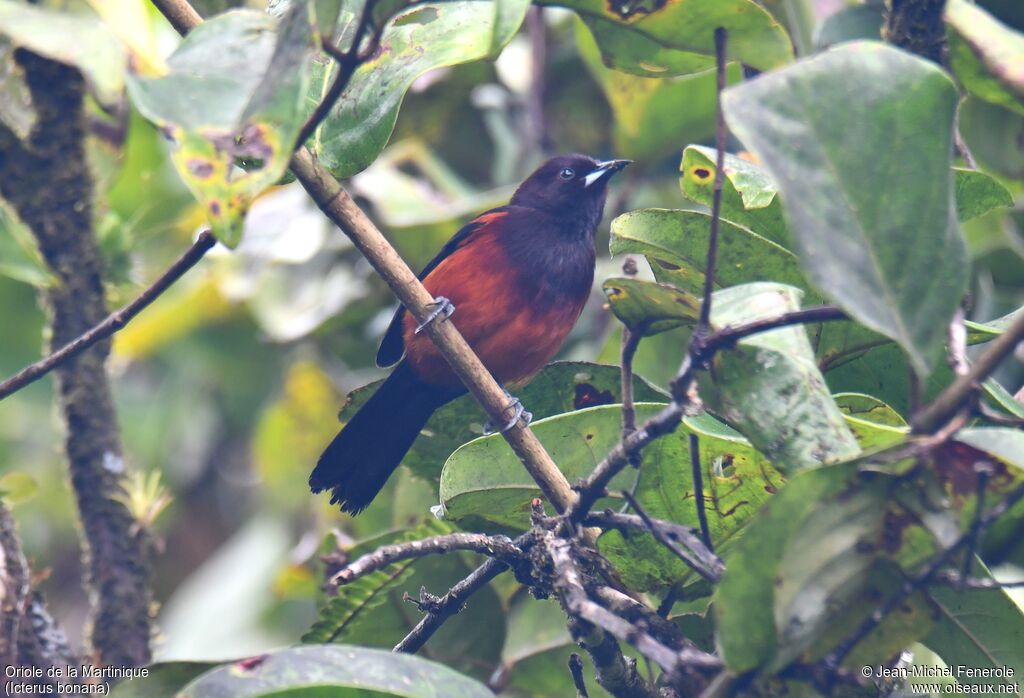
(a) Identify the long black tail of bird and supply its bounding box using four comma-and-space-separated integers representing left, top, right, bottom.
310, 361, 459, 514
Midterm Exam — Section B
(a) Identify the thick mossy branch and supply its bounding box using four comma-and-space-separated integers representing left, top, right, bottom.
0, 50, 153, 667
0, 501, 79, 686
884, 0, 948, 64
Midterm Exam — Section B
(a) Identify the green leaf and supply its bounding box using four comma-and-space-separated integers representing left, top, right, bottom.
575, 15, 713, 77
679, 146, 789, 246
549, 0, 793, 75
714, 465, 931, 672
311, 0, 530, 178
126, 7, 317, 245
602, 277, 701, 336
958, 97, 1024, 180
440, 404, 653, 529
714, 463, 865, 671
0, 1, 125, 106
926, 561, 1024, 691
955, 168, 1014, 221
954, 427, 1024, 471
598, 409, 783, 591
576, 24, 742, 161
0, 46, 33, 140
813, 2, 883, 51
178, 645, 493, 698
723, 41, 967, 375
303, 521, 439, 644
0, 205, 54, 287
833, 393, 907, 428
498, 595, 625, 697
302, 550, 416, 644
341, 361, 665, 484
946, 0, 1024, 116
982, 378, 1024, 420
698, 283, 860, 472
609, 208, 815, 298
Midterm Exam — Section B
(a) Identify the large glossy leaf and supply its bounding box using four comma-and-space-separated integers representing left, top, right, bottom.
946, 0, 1024, 116
723, 41, 967, 375
609, 208, 815, 298
549, 0, 793, 75
340, 361, 664, 486
679, 146, 788, 247
127, 7, 316, 245
598, 409, 783, 591
310, 0, 530, 177
0, 1, 125, 105
713, 464, 933, 672
602, 277, 700, 336
577, 23, 742, 159
698, 283, 860, 472
439, 403, 656, 529
178, 645, 493, 697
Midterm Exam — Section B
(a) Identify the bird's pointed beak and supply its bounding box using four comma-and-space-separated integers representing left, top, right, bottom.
584, 159, 632, 188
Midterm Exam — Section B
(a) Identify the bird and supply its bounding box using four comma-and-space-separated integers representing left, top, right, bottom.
310, 154, 631, 514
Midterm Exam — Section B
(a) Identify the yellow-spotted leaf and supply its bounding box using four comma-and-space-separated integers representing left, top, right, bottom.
602, 277, 701, 336
126, 7, 317, 245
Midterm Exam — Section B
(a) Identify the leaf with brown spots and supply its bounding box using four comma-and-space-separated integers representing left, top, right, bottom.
126, 6, 317, 246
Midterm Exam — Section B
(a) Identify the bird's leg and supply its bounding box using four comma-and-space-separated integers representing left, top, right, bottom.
415, 296, 455, 334
483, 389, 533, 435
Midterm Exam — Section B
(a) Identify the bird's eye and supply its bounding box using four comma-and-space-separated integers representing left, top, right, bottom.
559, 167, 575, 180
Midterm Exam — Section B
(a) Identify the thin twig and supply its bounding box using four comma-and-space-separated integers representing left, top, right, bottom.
687, 433, 713, 553
621, 327, 643, 470
657, 585, 681, 619
569, 653, 590, 698
821, 481, 1024, 671
0, 232, 217, 402
571, 306, 847, 524
165, 2, 581, 514
585, 510, 723, 578
332, 533, 521, 585
709, 306, 847, 347
696, 27, 729, 332
959, 461, 993, 589
569, 402, 688, 523
617, 494, 722, 583
548, 534, 721, 676
913, 307, 1024, 433
526, 6, 551, 154
394, 532, 533, 653
294, 1, 384, 149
